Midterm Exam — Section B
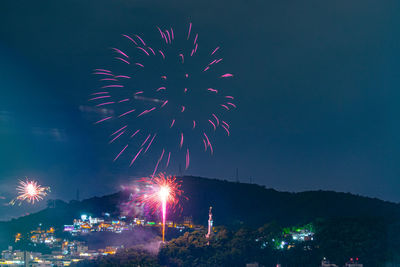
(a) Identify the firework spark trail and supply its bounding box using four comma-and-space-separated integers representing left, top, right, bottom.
166, 152, 171, 167
180, 133, 184, 148
157, 26, 163, 38
102, 85, 124, 88
111, 125, 127, 136
91, 91, 109, 95
95, 117, 113, 124
227, 102, 237, 108
94, 68, 112, 73
118, 109, 135, 118
203, 138, 207, 151
137, 47, 150, 56
135, 34, 147, 46
89, 95, 111, 101
109, 130, 125, 143
185, 149, 190, 170
221, 104, 229, 110
166, 30, 171, 43
91, 23, 236, 170
131, 129, 140, 138
161, 100, 168, 108
141, 134, 151, 147
115, 57, 130, 64
187, 23, 192, 40
161, 192, 167, 242
212, 114, 219, 125
94, 72, 113, 76
145, 134, 157, 153
130, 148, 143, 166
115, 75, 131, 79
222, 125, 230, 136
208, 120, 216, 131
193, 34, 198, 45
152, 149, 165, 177
137, 107, 156, 117
112, 48, 129, 58
122, 34, 138, 45
222, 121, 230, 128
211, 46, 220, 55
10, 179, 50, 205
96, 101, 114, 107
114, 144, 129, 161
159, 50, 165, 59
148, 47, 156, 55
203, 133, 213, 154
208, 141, 214, 154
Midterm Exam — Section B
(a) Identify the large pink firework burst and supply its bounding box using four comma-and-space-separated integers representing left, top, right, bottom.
90, 23, 236, 173
10, 179, 50, 205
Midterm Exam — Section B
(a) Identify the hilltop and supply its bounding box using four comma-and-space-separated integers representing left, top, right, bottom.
1, 176, 399, 249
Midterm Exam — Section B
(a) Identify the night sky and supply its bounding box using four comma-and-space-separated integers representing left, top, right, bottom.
1, 0, 400, 220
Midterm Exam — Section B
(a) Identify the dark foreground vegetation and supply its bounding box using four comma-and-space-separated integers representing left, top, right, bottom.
75, 217, 400, 267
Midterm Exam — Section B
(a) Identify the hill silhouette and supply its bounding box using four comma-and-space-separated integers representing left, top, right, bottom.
1, 176, 399, 249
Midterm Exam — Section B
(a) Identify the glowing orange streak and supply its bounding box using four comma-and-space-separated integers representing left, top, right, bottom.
162, 197, 166, 242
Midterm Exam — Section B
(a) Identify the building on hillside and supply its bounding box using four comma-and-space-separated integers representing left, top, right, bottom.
345, 258, 363, 267
1, 246, 13, 260
183, 216, 193, 228
321, 258, 338, 267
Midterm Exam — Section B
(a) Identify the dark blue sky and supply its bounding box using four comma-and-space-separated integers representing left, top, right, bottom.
1, 0, 400, 219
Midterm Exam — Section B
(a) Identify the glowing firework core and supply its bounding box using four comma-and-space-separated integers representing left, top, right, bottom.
159, 185, 170, 243
159, 186, 170, 202
27, 184, 36, 196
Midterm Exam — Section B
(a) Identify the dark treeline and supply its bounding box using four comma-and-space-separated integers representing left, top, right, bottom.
76, 217, 400, 267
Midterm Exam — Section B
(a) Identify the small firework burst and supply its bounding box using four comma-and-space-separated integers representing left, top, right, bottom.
10, 179, 50, 205
136, 173, 185, 242
136, 173, 184, 214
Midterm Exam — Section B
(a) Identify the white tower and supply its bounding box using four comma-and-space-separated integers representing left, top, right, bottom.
206, 206, 213, 241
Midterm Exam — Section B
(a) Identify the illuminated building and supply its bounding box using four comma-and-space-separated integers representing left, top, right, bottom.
183, 216, 193, 228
